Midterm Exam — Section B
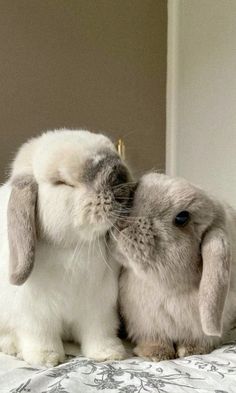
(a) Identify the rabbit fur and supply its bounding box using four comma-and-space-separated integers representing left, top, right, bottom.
0, 129, 132, 366
116, 173, 236, 361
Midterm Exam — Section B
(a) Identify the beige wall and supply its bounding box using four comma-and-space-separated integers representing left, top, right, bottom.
167, 0, 236, 207
0, 0, 167, 181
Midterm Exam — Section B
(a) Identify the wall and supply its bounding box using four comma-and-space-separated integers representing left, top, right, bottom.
0, 0, 167, 181
167, 0, 236, 207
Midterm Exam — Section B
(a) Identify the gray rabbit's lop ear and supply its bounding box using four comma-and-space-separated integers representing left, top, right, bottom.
7, 175, 38, 285
199, 227, 231, 337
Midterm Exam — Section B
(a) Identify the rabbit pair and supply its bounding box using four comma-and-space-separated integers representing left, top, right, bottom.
0, 129, 133, 366
116, 173, 236, 361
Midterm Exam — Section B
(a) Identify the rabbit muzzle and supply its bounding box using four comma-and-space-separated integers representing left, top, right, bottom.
117, 218, 157, 271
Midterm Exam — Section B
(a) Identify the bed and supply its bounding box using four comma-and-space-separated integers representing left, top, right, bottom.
0, 338, 236, 393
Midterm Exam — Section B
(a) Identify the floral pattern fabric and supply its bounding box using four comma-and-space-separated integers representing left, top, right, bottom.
0, 342, 236, 393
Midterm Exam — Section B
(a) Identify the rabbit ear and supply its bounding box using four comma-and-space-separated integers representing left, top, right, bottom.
199, 227, 231, 336
7, 175, 38, 285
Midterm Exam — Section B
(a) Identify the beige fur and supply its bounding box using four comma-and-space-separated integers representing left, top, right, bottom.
115, 173, 236, 361
134, 341, 175, 361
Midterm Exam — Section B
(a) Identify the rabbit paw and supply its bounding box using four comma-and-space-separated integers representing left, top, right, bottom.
177, 344, 210, 358
0, 335, 17, 356
82, 338, 127, 361
134, 341, 175, 362
21, 349, 65, 367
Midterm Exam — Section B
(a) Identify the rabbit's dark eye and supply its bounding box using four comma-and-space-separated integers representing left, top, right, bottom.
174, 210, 190, 227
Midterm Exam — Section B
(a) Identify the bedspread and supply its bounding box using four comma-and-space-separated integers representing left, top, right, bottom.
0, 341, 236, 393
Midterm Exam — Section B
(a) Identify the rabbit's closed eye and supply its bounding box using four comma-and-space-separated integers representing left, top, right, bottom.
54, 180, 74, 187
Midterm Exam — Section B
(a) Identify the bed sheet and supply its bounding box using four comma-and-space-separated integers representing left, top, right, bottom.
0, 341, 236, 393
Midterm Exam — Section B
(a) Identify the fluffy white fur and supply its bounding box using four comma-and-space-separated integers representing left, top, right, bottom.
0, 129, 128, 366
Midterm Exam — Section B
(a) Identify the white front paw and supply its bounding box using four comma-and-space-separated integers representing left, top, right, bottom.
82, 338, 127, 361
0, 335, 17, 356
22, 349, 65, 367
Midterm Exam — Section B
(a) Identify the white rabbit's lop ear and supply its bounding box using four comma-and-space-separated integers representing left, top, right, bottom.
7, 175, 38, 285
199, 227, 231, 337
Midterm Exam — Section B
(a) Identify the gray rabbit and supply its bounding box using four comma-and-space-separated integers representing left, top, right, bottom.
115, 173, 236, 361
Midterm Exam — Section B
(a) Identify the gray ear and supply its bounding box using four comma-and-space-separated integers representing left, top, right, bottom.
199, 227, 231, 336
7, 175, 38, 285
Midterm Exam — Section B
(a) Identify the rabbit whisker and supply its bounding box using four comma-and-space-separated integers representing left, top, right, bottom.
106, 217, 138, 249
110, 212, 145, 222
86, 231, 95, 271
97, 235, 113, 272
111, 181, 137, 190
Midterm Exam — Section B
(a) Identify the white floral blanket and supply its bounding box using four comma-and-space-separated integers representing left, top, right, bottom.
0, 342, 236, 393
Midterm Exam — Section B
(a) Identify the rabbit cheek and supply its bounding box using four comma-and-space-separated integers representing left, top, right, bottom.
119, 225, 156, 272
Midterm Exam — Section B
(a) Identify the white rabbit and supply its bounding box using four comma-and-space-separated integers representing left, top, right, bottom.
0, 129, 132, 366
116, 173, 236, 361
